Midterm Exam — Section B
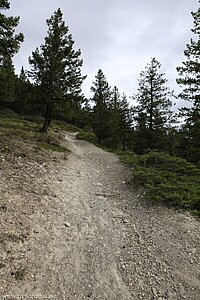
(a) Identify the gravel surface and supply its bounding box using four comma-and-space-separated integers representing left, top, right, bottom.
0, 132, 199, 299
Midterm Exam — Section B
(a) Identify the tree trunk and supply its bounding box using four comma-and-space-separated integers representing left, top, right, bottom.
40, 104, 52, 133
149, 76, 153, 132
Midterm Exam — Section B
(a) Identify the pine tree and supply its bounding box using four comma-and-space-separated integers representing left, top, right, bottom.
109, 89, 133, 150
177, 3, 200, 164
29, 8, 86, 132
91, 69, 112, 145
14, 67, 34, 115
133, 57, 173, 152
177, 3, 200, 104
0, 0, 24, 62
0, 0, 24, 106
133, 111, 149, 154
0, 56, 16, 105
119, 93, 133, 150
108, 86, 122, 149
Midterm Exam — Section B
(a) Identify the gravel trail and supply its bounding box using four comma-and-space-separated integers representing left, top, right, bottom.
0, 132, 199, 299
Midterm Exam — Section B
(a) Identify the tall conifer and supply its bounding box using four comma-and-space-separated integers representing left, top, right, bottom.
0, 0, 24, 105
177, 3, 200, 164
91, 69, 112, 144
133, 57, 173, 152
29, 8, 86, 132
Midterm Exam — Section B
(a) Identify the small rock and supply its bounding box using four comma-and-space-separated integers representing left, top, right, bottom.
87, 292, 92, 298
65, 222, 71, 227
122, 219, 129, 224
121, 264, 126, 270
152, 287, 157, 296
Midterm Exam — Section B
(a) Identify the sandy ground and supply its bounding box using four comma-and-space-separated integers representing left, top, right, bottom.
0, 132, 200, 299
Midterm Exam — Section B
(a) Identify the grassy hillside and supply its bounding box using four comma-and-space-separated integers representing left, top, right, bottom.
0, 111, 69, 157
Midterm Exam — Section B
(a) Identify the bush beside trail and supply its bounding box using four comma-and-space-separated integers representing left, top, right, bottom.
118, 150, 200, 215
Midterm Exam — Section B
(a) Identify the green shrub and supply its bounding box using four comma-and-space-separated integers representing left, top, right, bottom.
119, 150, 200, 214
37, 141, 68, 153
76, 131, 98, 144
51, 120, 81, 133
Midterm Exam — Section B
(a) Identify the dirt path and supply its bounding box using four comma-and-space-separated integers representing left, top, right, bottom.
0, 133, 200, 299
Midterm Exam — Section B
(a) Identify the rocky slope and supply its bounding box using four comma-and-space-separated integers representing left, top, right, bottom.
0, 132, 199, 299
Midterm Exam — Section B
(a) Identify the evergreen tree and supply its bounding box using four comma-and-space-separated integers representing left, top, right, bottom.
177, 3, 200, 164
110, 92, 134, 150
132, 111, 149, 154
0, 56, 16, 105
119, 93, 133, 150
29, 8, 86, 132
14, 67, 34, 115
74, 98, 92, 130
0, 0, 24, 62
91, 69, 112, 145
108, 86, 122, 149
91, 75, 132, 149
133, 57, 173, 153
0, 0, 24, 106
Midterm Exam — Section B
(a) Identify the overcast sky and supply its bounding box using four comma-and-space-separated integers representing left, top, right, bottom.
8, 0, 198, 104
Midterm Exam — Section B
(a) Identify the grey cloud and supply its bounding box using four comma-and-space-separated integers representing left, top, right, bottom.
9, 0, 199, 99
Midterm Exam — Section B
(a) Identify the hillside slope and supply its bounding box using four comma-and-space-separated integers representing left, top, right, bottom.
0, 132, 200, 299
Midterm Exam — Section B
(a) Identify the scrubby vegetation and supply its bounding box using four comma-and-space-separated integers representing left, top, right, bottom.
118, 150, 200, 215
